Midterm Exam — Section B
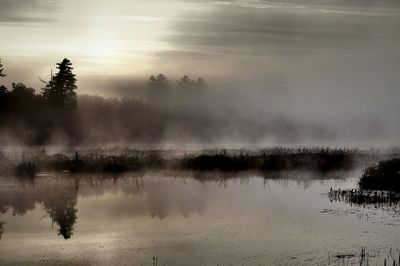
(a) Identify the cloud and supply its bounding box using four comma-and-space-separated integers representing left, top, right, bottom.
0, 0, 59, 23
162, 0, 400, 59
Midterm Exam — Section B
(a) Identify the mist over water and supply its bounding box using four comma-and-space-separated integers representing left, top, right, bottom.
1, 0, 400, 146
1, 1, 400, 265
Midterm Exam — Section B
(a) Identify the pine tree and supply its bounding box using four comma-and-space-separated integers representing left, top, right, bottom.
148, 74, 169, 90
43, 58, 77, 111
177, 75, 194, 89
147, 74, 170, 106
0, 59, 6, 78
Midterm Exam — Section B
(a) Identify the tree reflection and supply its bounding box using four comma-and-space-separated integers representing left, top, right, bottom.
43, 189, 78, 239
0, 177, 78, 240
0, 221, 4, 240
0, 204, 7, 240
0, 172, 335, 240
0, 171, 352, 242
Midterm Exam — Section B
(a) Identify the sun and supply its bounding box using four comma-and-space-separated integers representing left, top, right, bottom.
66, 30, 119, 60
87, 40, 117, 58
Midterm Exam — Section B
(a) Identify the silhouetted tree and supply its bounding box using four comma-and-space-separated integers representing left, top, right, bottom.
175, 76, 207, 108
42, 58, 77, 111
8, 82, 37, 122
149, 74, 169, 90
0, 59, 5, 78
177, 75, 194, 89
4, 83, 50, 144
147, 74, 170, 106
0, 86, 9, 125
0, 85, 8, 95
177, 76, 206, 90
0, 60, 9, 125
10, 82, 36, 108
42, 59, 81, 144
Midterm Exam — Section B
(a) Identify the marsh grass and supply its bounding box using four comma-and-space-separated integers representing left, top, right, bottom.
327, 157, 400, 211
328, 247, 400, 266
14, 162, 38, 177
328, 188, 400, 207
0, 147, 379, 177
180, 148, 360, 172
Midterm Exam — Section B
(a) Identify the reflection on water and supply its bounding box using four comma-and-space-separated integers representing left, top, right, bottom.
0, 176, 78, 240
0, 221, 3, 240
0, 170, 399, 265
0, 171, 350, 240
43, 187, 77, 239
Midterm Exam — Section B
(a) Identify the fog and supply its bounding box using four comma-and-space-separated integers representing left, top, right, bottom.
1, 0, 399, 146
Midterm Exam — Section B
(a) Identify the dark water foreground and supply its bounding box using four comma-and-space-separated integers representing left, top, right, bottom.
0, 171, 399, 265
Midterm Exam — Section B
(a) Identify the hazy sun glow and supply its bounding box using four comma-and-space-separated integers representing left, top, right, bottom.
0, 0, 198, 86
73, 35, 119, 59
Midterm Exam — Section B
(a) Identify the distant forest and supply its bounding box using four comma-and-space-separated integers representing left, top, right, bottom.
0, 58, 327, 146
0, 58, 228, 145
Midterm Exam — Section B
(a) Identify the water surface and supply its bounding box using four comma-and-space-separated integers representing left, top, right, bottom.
0, 170, 399, 265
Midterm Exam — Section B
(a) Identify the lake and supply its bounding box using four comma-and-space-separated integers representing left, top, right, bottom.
0, 170, 399, 265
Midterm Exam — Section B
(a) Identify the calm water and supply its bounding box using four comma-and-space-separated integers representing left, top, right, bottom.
0, 170, 399, 265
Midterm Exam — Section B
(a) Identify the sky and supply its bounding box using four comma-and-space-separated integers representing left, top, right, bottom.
1, 0, 400, 144
1, 0, 399, 88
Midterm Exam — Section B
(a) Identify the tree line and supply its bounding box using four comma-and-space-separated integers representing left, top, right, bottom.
0, 58, 80, 144
0, 58, 208, 145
